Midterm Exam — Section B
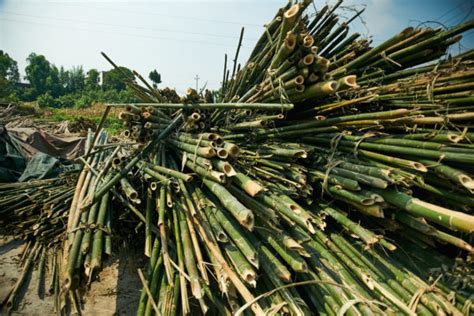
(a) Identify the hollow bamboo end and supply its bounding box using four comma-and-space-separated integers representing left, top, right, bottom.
244, 180, 263, 197
460, 177, 474, 189
323, 81, 338, 94
214, 137, 224, 146
241, 211, 255, 231
303, 35, 314, 47
289, 204, 301, 214
361, 198, 375, 206
295, 75, 305, 85
191, 112, 201, 121
171, 181, 180, 192
285, 32, 296, 50
341, 75, 359, 90
308, 73, 319, 83
217, 148, 229, 159
413, 162, 428, 172
223, 163, 237, 177
295, 150, 308, 158
243, 270, 257, 288
217, 233, 228, 243
284, 4, 300, 19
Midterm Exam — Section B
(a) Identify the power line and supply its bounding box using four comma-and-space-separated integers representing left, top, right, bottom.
2, 10, 258, 42
2, 18, 248, 49
52, 2, 263, 28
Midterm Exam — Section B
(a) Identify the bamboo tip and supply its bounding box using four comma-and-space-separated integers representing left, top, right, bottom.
361, 198, 375, 206
112, 157, 122, 166
413, 162, 428, 172
460, 177, 474, 189
206, 133, 218, 141
303, 35, 314, 47
226, 144, 240, 157
242, 212, 255, 231
295, 75, 305, 85
285, 33, 297, 49
323, 81, 338, 94
150, 182, 158, 191
206, 148, 217, 158
308, 73, 319, 83
302, 54, 315, 66
402, 27, 415, 36
277, 114, 285, 120
284, 3, 300, 19
218, 174, 226, 184
214, 137, 224, 146
285, 239, 303, 250
314, 115, 326, 121
244, 270, 257, 287
344, 75, 358, 87
289, 204, 301, 214
171, 181, 180, 192
191, 112, 201, 121
318, 57, 330, 67
217, 148, 229, 159
296, 84, 305, 92
223, 163, 236, 177
217, 233, 228, 243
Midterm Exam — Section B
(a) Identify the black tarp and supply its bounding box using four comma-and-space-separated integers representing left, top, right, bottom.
0, 126, 83, 182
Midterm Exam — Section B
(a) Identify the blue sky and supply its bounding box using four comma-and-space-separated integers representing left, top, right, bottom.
1, 0, 473, 94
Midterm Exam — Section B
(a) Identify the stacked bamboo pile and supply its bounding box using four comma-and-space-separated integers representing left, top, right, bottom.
1, 0, 474, 315
0, 174, 78, 311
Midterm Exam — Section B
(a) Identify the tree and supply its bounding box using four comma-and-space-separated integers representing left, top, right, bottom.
149, 69, 162, 88
68, 66, 85, 93
103, 66, 134, 91
86, 69, 100, 90
0, 50, 20, 98
25, 53, 51, 98
47, 65, 63, 97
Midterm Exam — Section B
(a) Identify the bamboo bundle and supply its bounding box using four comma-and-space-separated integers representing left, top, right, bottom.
1, 0, 474, 315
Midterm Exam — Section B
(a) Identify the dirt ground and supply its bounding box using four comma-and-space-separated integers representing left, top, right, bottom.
0, 235, 144, 315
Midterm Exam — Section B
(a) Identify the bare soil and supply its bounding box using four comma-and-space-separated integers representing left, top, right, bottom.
0, 235, 144, 315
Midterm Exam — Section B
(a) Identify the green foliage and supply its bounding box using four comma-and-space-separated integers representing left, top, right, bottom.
86, 69, 100, 90
25, 53, 53, 99
103, 66, 134, 91
37, 92, 60, 108
0, 50, 20, 99
1, 50, 143, 109
149, 69, 162, 87
48, 110, 123, 135
56, 94, 76, 108
64, 66, 85, 94
74, 94, 94, 109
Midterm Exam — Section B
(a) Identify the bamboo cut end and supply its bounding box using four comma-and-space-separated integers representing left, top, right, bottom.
284, 4, 300, 20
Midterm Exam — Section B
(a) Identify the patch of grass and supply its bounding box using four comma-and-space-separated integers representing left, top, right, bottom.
44, 104, 123, 135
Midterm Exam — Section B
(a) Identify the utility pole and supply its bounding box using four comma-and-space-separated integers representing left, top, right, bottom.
194, 74, 200, 91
